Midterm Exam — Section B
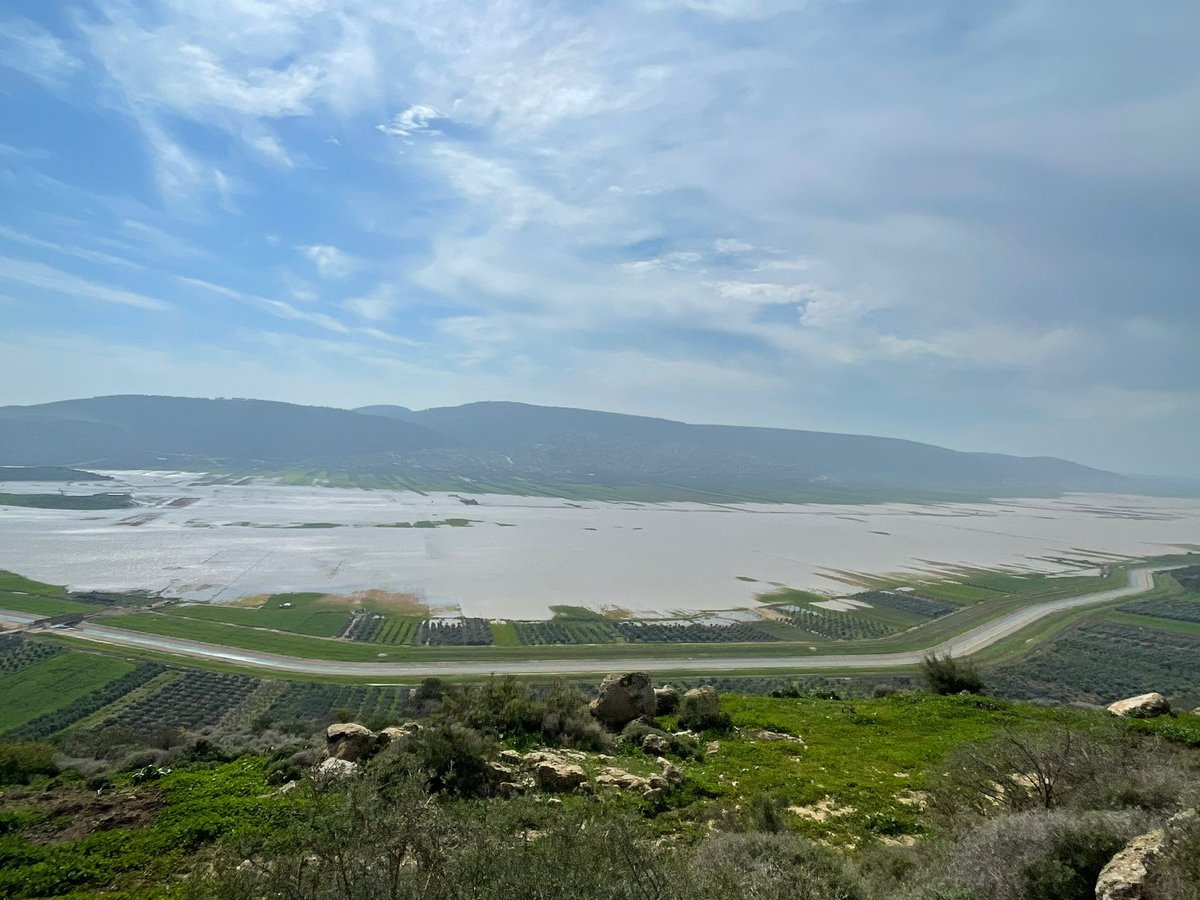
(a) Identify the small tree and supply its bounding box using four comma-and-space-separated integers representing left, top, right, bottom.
921, 653, 985, 695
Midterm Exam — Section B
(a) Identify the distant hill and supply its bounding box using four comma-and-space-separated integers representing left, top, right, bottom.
0, 394, 1138, 501
0, 396, 451, 470
357, 400, 1135, 499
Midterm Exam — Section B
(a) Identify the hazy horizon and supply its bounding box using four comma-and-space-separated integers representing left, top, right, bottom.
2, 2, 1197, 477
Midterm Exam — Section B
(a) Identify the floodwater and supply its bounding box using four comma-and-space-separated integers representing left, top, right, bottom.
1, 472, 1197, 618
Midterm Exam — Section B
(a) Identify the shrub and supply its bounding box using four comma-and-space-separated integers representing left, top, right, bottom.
373, 722, 496, 798
686, 832, 865, 900
921, 653, 985, 695
0, 740, 57, 785
906, 810, 1150, 900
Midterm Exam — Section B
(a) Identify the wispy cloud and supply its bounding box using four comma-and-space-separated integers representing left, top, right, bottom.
0, 256, 169, 311
300, 245, 357, 280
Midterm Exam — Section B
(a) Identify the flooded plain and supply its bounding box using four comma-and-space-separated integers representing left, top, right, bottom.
1, 472, 1198, 618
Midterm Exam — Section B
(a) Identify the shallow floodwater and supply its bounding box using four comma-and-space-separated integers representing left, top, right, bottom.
1, 472, 1198, 618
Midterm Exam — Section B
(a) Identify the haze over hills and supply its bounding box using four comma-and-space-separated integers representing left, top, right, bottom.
0, 395, 1141, 502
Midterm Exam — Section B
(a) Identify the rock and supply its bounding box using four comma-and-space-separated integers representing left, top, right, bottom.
706, 741, 720, 756
1106, 693, 1171, 719
535, 761, 588, 793
654, 686, 679, 716
746, 729, 805, 745
1191, 707, 1200, 717
498, 781, 523, 798
378, 723, 420, 745
647, 775, 668, 791
680, 686, 725, 729
642, 733, 670, 756
590, 673, 657, 728
488, 761, 516, 780
1095, 828, 1165, 899
326, 723, 378, 762
498, 749, 523, 766
642, 787, 665, 802
315, 757, 357, 778
595, 767, 650, 791
661, 762, 683, 785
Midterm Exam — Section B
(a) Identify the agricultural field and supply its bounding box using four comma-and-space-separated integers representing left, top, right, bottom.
343, 613, 420, 644
1119, 594, 1200, 624
0, 636, 62, 674
853, 590, 958, 619
263, 682, 413, 728
512, 621, 618, 645
8, 664, 168, 741
611, 622, 779, 643
0, 491, 136, 510
0, 651, 135, 732
102, 672, 258, 732
772, 607, 900, 641
415, 618, 494, 646
166, 593, 353, 637
903, 569, 1111, 606
988, 619, 1200, 709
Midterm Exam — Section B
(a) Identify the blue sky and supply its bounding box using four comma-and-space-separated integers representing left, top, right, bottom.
1, 0, 1197, 476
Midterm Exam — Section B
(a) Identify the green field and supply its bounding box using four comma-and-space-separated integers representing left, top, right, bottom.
0, 652, 135, 732
164, 593, 353, 637
0, 571, 97, 617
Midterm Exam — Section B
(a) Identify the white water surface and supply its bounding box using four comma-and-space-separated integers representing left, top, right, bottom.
1, 472, 1197, 618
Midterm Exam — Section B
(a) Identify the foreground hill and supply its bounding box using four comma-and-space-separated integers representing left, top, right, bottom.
0, 394, 1135, 500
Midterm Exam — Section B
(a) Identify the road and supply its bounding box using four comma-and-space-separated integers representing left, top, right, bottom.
0, 567, 1166, 679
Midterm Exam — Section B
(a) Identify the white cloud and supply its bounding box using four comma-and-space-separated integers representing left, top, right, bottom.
0, 17, 80, 89
0, 256, 169, 311
300, 244, 357, 279
377, 105, 444, 138
343, 285, 400, 322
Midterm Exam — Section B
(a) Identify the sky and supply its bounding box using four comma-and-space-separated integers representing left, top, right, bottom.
1, 1, 1198, 477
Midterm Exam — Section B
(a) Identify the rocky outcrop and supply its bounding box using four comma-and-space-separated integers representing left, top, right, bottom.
379, 722, 420, 745
1095, 828, 1165, 899
745, 729, 805, 745
326, 723, 378, 762
1106, 693, 1170, 719
591, 673, 657, 728
679, 685, 726, 729
654, 686, 679, 716
535, 760, 588, 792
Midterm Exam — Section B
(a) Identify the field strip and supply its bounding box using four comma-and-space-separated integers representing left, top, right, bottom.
0, 566, 1175, 678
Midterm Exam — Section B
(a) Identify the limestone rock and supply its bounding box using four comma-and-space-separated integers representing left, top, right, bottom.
590, 673, 657, 729
315, 757, 357, 778
642, 733, 670, 756
326, 723, 378, 762
498, 749, 523, 766
746, 729, 805, 745
661, 761, 683, 785
535, 760, 588, 793
706, 741, 720, 756
1106, 693, 1170, 719
1095, 828, 1165, 899
654, 686, 679, 716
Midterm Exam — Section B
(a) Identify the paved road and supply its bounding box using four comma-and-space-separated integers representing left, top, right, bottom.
0, 567, 1167, 678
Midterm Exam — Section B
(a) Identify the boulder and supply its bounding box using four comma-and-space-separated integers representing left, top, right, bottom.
642, 733, 670, 756
378, 722, 420, 745
1192, 707, 1200, 717
535, 760, 588, 793
1106, 693, 1171, 719
1095, 828, 1165, 899
661, 761, 683, 786
595, 767, 650, 791
326, 723, 378, 762
679, 686, 725, 729
590, 673, 657, 729
654, 686, 679, 716
315, 757, 357, 778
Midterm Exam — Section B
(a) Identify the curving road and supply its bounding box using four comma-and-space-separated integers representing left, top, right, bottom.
0, 567, 1168, 679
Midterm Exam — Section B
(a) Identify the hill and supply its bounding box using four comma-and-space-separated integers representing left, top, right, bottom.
0, 466, 112, 482
0, 395, 1137, 500
360, 400, 1135, 499
0, 396, 451, 470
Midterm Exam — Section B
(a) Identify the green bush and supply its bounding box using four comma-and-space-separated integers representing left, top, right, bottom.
922, 654, 986, 695
0, 740, 57, 785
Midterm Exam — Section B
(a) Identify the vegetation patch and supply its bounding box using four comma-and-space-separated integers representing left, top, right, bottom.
0, 653, 136, 733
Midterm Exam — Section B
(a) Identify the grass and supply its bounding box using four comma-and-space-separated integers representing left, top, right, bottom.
0, 652, 135, 732
664, 692, 1083, 844
491, 622, 521, 646
163, 593, 352, 637
0, 571, 96, 618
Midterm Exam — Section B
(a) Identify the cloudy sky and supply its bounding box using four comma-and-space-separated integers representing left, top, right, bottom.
1, 0, 1197, 476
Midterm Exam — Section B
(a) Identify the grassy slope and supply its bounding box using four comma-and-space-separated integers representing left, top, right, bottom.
0, 572, 96, 617
0, 652, 135, 732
